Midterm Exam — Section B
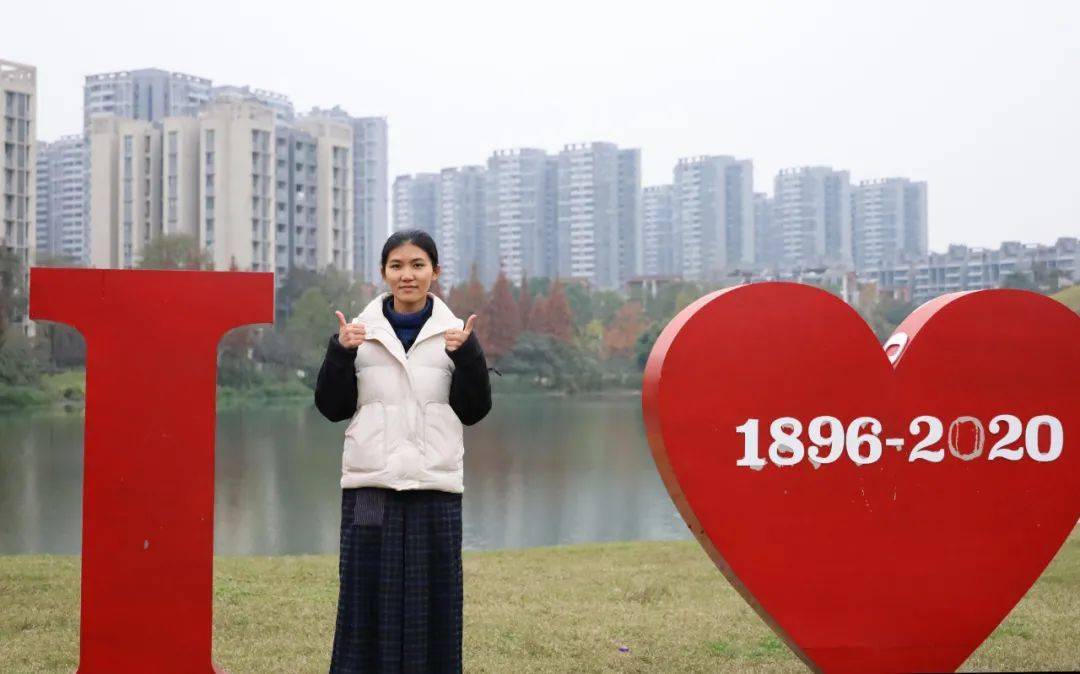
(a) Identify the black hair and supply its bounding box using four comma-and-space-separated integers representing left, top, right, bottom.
380, 229, 439, 272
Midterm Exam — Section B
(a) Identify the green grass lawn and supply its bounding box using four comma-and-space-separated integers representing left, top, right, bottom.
1051, 284, 1080, 312
1, 534, 1077, 673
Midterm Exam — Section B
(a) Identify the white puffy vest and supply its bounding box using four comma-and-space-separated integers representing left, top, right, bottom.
341, 292, 467, 492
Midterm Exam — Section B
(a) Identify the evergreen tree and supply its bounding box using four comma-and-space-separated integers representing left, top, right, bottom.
138, 233, 212, 270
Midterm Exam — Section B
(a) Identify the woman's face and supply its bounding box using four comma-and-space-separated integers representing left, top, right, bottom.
382, 242, 439, 306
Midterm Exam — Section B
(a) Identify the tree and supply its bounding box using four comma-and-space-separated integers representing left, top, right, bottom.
276, 268, 320, 321
1033, 263, 1069, 294
0, 331, 40, 386
1001, 272, 1038, 292
518, 274, 533, 331
533, 281, 574, 344
603, 301, 649, 359
499, 331, 601, 392
592, 290, 625, 326
863, 297, 916, 343
38, 320, 86, 369
282, 287, 331, 375
635, 323, 664, 371
138, 233, 212, 270
34, 252, 83, 268
478, 270, 522, 362
564, 282, 593, 330
0, 249, 25, 348
448, 263, 487, 317
499, 332, 559, 387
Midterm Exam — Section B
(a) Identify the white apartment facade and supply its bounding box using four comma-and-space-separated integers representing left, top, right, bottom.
1, 59, 36, 332
672, 155, 754, 281
295, 115, 353, 273
484, 148, 552, 286
772, 166, 852, 269
852, 177, 928, 270
309, 107, 389, 283
88, 98, 353, 277
435, 166, 486, 288
36, 135, 87, 263
867, 238, 1078, 304
392, 173, 438, 234
641, 184, 674, 277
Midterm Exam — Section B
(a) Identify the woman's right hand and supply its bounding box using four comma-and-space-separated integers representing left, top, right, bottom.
336, 311, 366, 349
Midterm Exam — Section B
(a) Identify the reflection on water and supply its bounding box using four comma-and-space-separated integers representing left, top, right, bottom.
0, 394, 690, 555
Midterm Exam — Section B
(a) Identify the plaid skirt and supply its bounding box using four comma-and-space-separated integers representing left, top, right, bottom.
330, 487, 463, 674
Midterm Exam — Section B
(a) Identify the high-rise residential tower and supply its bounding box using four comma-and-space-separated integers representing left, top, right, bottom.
772, 166, 852, 269
555, 142, 641, 289
83, 68, 213, 132
160, 117, 201, 238
212, 85, 294, 122
392, 173, 438, 234
273, 124, 319, 280
294, 115, 353, 273
852, 177, 928, 270
484, 148, 552, 285
35, 135, 87, 263
672, 155, 754, 281
88, 117, 161, 269
641, 184, 674, 277
309, 107, 389, 283
617, 148, 642, 284
88, 97, 354, 279
83, 68, 213, 265
1, 59, 36, 332
435, 166, 486, 288
753, 192, 777, 267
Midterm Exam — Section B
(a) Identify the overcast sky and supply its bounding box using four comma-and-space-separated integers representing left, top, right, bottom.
6, 0, 1078, 251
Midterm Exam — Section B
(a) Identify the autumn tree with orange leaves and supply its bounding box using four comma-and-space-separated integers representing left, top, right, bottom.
531, 281, 574, 344
603, 301, 650, 359
447, 263, 486, 317
476, 270, 523, 361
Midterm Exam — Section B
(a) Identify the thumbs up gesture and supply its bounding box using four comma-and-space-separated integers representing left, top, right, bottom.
336, 310, 366, 349
445, 314, 477, 353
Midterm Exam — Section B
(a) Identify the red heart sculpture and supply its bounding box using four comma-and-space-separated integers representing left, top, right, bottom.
641, 283, 1080, 673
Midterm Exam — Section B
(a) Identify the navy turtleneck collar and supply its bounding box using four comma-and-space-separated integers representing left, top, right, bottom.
382, 294, 433, 352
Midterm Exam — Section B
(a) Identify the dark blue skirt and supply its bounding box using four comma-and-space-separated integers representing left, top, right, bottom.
330, 487, 463, 674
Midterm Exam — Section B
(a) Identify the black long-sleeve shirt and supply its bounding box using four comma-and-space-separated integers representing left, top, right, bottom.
314, 332, 492, 425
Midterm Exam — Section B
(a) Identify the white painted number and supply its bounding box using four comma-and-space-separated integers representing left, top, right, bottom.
846, 417, 883, 466
947, 416, 985, 461
1026, 415, 1064, 462
908, 415, 944, 463
808, 416, 845, 464
734, 415, 1064, 468
988, 414, 1024, 461
735, 419, 765, 468
769, 417, 805, 466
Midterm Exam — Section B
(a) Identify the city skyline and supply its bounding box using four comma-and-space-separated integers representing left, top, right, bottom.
6, 0, 1076, 253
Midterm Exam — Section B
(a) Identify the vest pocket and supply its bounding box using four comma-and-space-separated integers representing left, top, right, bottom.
422, 401, 464, 471
343, 401, 388, 472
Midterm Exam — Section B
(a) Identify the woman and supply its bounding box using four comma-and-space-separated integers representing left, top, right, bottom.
314, 229, 492, 673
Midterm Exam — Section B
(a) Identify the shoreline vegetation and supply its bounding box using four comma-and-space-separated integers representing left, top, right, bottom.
1, 534, 1077, 672
4, 243, 1078, 414
5, 277, 1076, 413
0, 369, 645, 414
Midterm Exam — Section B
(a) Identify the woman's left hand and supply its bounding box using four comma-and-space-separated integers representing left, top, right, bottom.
445, 314, 477, 352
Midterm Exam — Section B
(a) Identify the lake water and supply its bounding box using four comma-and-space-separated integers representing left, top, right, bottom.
0, 394, 690, 555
